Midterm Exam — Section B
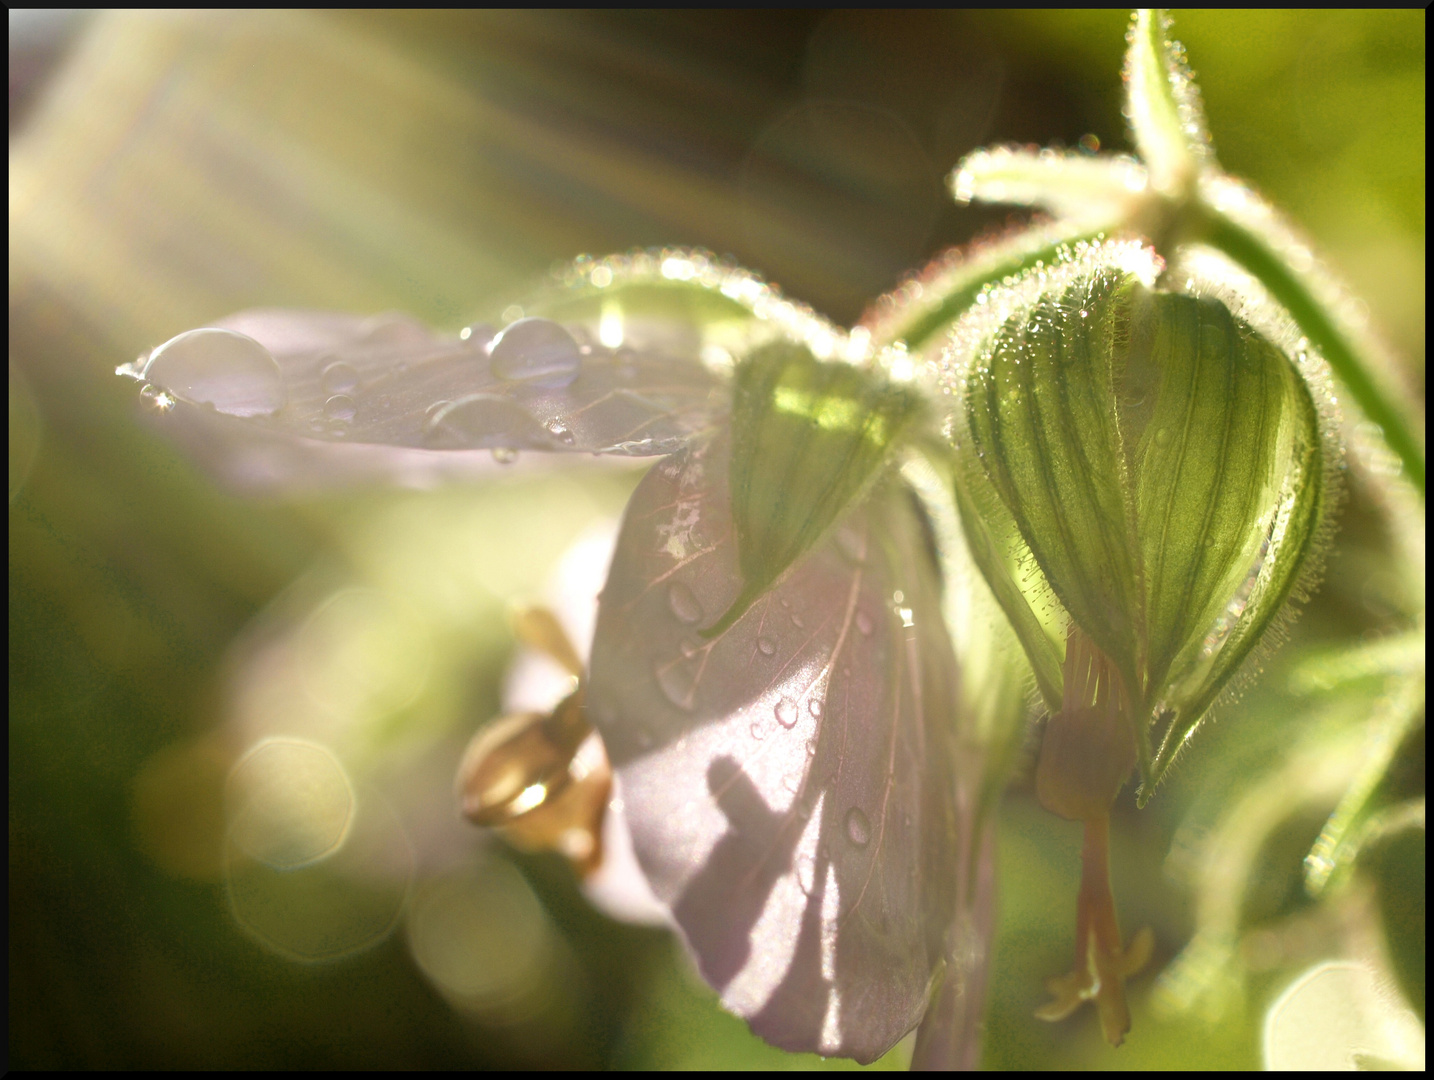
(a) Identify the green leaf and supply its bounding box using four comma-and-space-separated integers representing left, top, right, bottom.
1123, 9, 1213, 197
705, 343, 922, 637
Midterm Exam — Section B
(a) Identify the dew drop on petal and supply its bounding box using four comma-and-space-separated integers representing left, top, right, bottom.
855, 610, 874, 636
320, 361, 359, 395
546, 422, 575, 446
749, 720, 767, 741
756, 637, 776, 657
143, 328, 285, 417
808, 699, 822, 718
489, 318, 582, 388
323, 394, 356, 422
774, 697, 799, 729
790, 613, 805, 629
139, 384, 175, 411
667, 582, 702, 624
805, 738, 818, 757
654, 661, 696, 712
422, 394, 548, 449
845, 807, 871, 848
491, 447, 518, 465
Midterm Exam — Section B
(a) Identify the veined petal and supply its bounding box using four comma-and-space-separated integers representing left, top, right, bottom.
587, 431, 963, 1064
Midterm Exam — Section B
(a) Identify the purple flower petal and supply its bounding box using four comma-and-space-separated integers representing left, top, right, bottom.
588, 430, 965, 1063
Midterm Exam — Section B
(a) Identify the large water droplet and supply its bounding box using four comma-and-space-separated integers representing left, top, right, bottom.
489, 318, 582, 388
320, 361, 359, 395
774, 698, 799, 729
855, 610, 874, 636
845, 807, 871, 848
667, 582, 702, 624
324, 394, 356, 422
756, 637, 776, 657
654, 661, 696, 711
143, 328, 285, 417
423, 393, 551, 449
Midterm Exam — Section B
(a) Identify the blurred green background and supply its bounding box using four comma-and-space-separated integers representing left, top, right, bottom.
9, 10, 1423, 1069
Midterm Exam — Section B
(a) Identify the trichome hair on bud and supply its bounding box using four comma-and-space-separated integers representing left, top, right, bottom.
939, 239, 1341, 797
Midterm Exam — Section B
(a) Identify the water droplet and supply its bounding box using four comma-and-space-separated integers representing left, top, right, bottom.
805, 738, 817, 757
546, 421, 575, 446
845, 807, 871, 848
1155, 427, 1172, 446
774, 698, 799, 729
323, 394, 356, 422
808, 700, 822, 718
139, 383, 175, 411
749, 720, 767, 741
491, 447, 519, 465
667, 582, 702, 624
756, 637, 776, 657
782, 771, 800, 794
489, 318, 582, 388
790, 613, 804, 629
855, 610, 874, 635
423, 393, 550, 449
320, 361, 359, 395
460, 323, 495, 349
835, 525, 867, 564
654, 661, 695, 711
142, 328, 285, 417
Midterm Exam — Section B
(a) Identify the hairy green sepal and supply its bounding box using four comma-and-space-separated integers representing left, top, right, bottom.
954, 266, 1326, 792
704, 342, 921, 638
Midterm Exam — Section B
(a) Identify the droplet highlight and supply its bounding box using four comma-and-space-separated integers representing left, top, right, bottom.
774, 698, 799, 729
654, 661, 696, 712
667, 582, 702, 624
489, 318, 582, 388
320, 361, 359, 395
323, 394, 356, 422
845, 807, 871, 848
143, 328, 285, 417
756, 637, 776, 657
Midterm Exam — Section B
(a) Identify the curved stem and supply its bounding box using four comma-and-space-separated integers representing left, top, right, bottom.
1202, 211, 1425, 498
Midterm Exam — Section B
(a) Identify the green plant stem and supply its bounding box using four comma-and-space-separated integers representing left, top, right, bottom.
896, 228, 1109, 354
1203, 211, 1426, 498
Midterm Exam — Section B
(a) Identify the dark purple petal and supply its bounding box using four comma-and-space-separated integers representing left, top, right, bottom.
587, 431, 965, 1063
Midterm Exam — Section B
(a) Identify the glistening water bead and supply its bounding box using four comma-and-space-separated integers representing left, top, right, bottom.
489, 318, 583, 389
142, 328, 285, 417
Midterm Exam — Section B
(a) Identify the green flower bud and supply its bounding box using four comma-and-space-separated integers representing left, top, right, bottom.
945, 241, 1335, 797
703, 340, 923, 637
